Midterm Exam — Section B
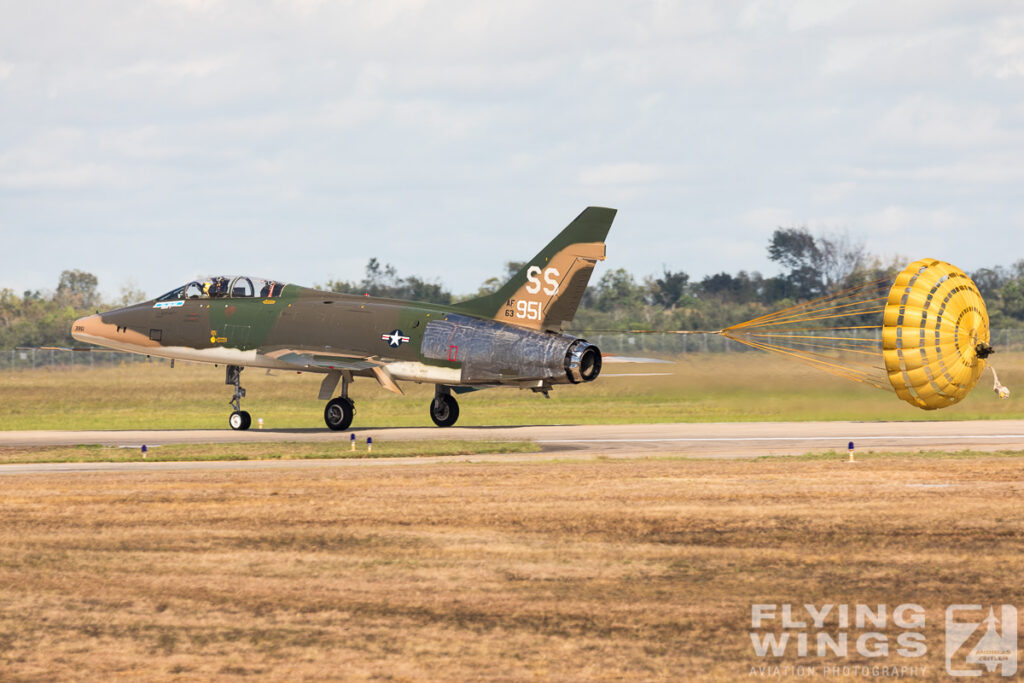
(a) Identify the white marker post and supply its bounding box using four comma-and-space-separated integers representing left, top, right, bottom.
848, 441, 855, 463
258, 417, 264, 429
367, 437, 373, 453
350, 433, 356, 451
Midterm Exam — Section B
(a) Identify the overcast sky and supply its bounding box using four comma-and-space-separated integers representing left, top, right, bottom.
2, 1, 1023, 300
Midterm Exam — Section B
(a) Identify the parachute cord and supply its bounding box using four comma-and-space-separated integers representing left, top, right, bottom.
991, 365, 1011, 399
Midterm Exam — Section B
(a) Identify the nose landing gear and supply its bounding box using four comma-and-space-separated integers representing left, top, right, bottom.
226, 365, 251, 430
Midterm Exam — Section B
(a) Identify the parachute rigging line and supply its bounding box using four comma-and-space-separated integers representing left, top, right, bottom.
719, 278, 893, 390
601, 258, 1002, 410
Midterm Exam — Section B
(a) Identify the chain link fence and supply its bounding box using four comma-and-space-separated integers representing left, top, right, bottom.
2, 329, 1023, 370
0, 348, 170, 371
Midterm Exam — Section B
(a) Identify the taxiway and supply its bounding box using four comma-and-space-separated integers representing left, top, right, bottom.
1, 420, 1023, 474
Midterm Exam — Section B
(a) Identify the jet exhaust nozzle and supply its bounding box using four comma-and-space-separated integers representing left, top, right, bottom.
565, 340, 601, 384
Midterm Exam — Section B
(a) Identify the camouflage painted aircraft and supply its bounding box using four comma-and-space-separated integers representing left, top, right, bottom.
72, 207, 615, 431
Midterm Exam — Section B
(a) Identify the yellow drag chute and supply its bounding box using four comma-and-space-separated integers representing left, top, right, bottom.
882, 259, 990, 409
639, 258, 1006, 410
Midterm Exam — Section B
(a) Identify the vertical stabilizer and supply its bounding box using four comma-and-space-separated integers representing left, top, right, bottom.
454, 207, 616, 332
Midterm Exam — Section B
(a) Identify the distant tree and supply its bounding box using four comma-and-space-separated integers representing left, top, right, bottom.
116, 279, 147, 307
768, 227, 824, 299
1001, 278, 1024, 320
474, 261, 526, 297
698, 271, 764, 304
593, 268, 645, 313
842, 254, 905, 288
768, 227, 820, 272
816, 232, 868, 290
322, 259, 452, 304
399, 276, 452, 305
971, 266, 1009, 301
56, 269, 100, 309
768, 227, 873, 296
360, 258, 400, 295
646, 268, 690, 308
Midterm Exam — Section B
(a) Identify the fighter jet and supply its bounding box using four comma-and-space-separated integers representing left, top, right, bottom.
72, 207, 615, 431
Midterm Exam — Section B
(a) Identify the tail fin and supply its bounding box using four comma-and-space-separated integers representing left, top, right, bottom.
455, 207, 616, 332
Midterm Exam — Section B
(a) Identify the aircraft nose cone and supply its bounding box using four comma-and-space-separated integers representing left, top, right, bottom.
72, 314, 108, 343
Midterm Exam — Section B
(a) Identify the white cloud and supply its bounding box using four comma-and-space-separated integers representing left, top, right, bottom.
872, 95, 1014, 148
741, 207, 794, 230
0, 164, 120, 190
159, 0, 223, 10
810, 182, 858, 205
110, 56, 234, 81
973, 16, 1024, 78
843, 155, 1024, 186
862, 206, 962, 234
578, 163, 663, 186
739, 0, 856, 32
1, 2, 1023, 296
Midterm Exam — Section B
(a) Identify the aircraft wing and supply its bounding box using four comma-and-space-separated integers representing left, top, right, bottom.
267, 351, 407, 397
269, 351, 383, 373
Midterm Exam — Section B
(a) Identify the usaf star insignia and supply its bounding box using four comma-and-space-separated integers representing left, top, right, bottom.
381, 329, 410, 348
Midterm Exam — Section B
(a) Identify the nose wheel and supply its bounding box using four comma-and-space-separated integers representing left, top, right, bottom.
430, 386, 459, 427
229, 410, 251, 430
226, 365, 251, 430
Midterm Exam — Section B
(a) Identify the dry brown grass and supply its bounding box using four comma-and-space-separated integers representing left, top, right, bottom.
2, 455, 1023, 681
0, 441, 539, 464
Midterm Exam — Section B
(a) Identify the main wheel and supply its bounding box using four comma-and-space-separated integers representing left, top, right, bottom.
229, 410, 251, 430
429, 393, 459, 427
324, 397, 355, 431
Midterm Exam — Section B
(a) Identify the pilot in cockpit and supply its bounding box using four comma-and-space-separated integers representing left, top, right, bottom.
207, 276, 228, 298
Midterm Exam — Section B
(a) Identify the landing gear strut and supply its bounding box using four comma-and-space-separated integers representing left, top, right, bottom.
226, 365, 251, 430
430, 385, 459, 427
323, 373, 355, 431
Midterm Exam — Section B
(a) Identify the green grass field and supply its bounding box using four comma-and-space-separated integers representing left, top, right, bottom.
1, 352, 1021, 430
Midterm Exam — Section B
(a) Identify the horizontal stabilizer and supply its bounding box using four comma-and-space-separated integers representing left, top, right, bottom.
601, 355, 672, 364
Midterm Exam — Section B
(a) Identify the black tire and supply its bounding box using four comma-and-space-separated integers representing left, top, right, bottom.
229, 410, 251, 431
429, 393, 459, 427
324, 397, 355, 431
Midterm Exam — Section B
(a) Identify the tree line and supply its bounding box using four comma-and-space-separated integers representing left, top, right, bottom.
4, 229, 1024, 348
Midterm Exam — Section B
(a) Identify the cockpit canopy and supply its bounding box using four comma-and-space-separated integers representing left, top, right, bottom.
156, 276, 288, 301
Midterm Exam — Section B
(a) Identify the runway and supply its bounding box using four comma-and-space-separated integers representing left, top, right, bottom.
2, 420, 1024, 474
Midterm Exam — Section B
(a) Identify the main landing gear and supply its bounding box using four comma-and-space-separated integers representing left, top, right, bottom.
324, 374, 355, 431
226, 365, 251, 430
320, 380, 459, 431
430, 385, 459, 427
